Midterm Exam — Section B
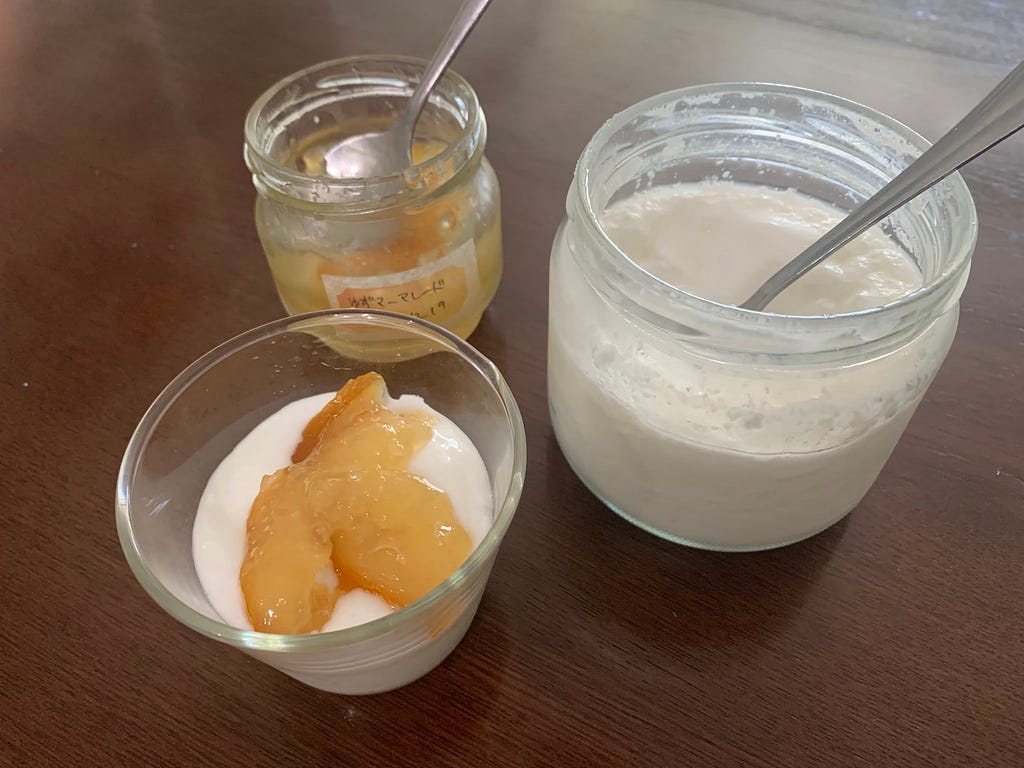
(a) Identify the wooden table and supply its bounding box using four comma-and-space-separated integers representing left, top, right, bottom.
2, 1, 1022, 764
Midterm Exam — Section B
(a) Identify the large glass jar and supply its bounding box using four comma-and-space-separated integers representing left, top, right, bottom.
548, 85, 977, 551
244, 56, 502, 340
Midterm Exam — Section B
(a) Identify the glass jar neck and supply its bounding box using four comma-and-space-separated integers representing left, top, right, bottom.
565, 83, 976, 361
244, 56, 485, 214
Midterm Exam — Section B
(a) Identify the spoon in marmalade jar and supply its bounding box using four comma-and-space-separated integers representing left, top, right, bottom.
324, 0, 494, 179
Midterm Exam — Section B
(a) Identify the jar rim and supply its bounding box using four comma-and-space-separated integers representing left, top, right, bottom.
244, 55, 484, 211
572, 82, 978, 338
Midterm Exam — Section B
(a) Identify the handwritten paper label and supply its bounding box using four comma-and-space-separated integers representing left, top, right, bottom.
322, 238, 480, 325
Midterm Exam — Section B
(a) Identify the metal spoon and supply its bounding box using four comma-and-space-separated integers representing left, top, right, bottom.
324, 0, 493, 179
741, 60, 1024, 311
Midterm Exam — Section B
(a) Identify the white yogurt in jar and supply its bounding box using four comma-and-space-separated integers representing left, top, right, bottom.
192, 392, 493, 632
548, 181, 956, 550
601, 182, 921, 314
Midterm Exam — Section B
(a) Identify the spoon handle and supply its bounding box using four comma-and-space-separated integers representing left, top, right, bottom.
741, 60, 1024, 311
402, 0, 494, 133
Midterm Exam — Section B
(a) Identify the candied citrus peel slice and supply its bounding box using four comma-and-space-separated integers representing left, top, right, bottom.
240, 372, 473, 634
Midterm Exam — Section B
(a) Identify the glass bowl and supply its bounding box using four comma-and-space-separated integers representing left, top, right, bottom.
116, 310, 525, 694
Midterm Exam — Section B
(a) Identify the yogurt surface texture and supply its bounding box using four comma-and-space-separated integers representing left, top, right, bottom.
192, 391, 493, 631
549, 181, 958, 549
600, 181, 922, 314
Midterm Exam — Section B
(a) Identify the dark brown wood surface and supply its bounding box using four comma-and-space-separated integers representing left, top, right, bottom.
2, 0, 1022, 765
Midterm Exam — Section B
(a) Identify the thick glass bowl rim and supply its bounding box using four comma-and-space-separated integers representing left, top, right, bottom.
115, 309, 526, 653
572, 82, 978, 330
243, 55, 482, 204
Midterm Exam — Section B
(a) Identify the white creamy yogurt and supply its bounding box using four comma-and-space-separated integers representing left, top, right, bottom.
192, 391, 493, 632
600, 181, 922, 313
548, 181, 956, 549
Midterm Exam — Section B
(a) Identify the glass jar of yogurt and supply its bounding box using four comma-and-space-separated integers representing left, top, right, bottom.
245, 56, 502, 340
548, 84, 977, 551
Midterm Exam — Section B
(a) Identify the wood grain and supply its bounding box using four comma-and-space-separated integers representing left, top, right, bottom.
1, 0, 1022, 765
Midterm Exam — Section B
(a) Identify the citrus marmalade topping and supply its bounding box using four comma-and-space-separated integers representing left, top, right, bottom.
240, 373, 472, 634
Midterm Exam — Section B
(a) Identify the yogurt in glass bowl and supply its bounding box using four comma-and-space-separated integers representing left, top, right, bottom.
116, 310, 525, 694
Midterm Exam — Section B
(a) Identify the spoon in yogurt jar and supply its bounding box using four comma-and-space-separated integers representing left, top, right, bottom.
741, 59, 1024, 311
324, 0, 493, 180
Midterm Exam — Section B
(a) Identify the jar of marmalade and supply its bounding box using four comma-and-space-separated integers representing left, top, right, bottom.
244, 56, 502, 339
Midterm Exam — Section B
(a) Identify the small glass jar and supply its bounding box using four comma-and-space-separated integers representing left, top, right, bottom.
548, 84, 977, 551
244, 56, 502, 340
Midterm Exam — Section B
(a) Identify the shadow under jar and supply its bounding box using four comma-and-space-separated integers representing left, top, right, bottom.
547, 84, 977, 552
245, 56, 502, 340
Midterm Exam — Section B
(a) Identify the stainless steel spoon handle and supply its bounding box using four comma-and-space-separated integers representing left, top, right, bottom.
741, 60, 1024, 311
401, 0, 494, 133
